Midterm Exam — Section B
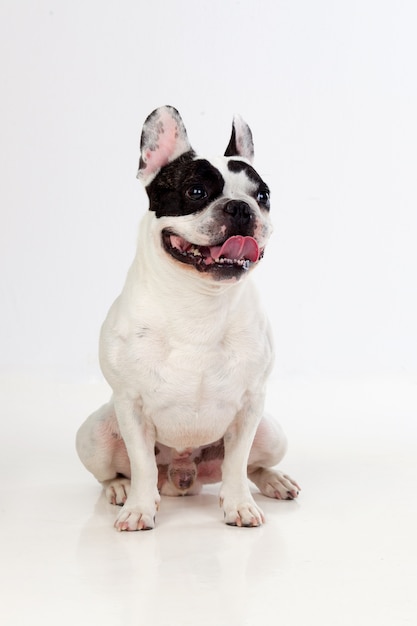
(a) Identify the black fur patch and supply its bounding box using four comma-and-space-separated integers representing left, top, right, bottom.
227, 160, 270, 211
146, 155, 225, 218
227, 159, 262, 184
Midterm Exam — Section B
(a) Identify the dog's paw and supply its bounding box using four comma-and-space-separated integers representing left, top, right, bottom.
114, 499, 159, 531
103, 477, 131, 506
220, 494, 265, 527
252, 469, 301, 500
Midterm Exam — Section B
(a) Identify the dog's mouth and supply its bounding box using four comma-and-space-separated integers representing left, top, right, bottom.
162, 230, 264, 273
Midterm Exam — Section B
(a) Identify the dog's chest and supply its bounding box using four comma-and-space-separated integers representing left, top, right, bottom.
135, 324, 267, 448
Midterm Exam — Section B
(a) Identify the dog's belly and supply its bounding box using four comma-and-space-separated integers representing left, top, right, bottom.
143, 386, 242, 449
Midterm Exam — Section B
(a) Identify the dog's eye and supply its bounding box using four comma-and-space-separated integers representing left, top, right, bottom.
186, 185, 208, 201
257, 188, 270, 209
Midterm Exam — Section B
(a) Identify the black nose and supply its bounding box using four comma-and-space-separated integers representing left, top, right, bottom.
223, 200, 252, 224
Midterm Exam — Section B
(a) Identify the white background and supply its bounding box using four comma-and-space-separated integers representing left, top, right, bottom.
1, 0, 416, 383
1, 3, 417, 625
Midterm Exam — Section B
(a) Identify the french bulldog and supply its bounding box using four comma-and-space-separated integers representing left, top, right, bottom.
76, 106, 299, 530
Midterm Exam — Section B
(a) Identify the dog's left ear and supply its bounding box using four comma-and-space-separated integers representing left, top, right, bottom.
224, 115, 254, 163
137, 106, 194, 186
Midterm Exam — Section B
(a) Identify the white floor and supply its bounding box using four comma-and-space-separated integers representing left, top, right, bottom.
1, 375, 416, 626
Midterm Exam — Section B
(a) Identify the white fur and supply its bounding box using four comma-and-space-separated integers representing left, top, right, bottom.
76, 108, 299, 530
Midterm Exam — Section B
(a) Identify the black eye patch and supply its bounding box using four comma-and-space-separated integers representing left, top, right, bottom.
147, 157, 225, 218
227, 160, 270, 211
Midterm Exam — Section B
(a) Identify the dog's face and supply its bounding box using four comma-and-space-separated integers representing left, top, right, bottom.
137, 106, 272, 282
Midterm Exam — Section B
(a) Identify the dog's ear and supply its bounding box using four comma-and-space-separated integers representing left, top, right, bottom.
224, 114, 254, 163
137, 106, 194, 186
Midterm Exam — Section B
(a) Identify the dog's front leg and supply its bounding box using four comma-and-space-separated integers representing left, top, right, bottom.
220, 399, 265, 527
113, 396, 160, 531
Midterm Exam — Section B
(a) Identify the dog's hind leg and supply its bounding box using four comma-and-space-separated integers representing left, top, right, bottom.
76, 401, 132, 504
247, 415, 300, 500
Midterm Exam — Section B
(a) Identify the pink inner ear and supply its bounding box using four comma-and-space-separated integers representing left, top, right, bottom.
141, 113, 190, 179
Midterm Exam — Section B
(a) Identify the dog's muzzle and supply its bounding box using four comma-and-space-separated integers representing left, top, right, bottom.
162, 230, 264, 275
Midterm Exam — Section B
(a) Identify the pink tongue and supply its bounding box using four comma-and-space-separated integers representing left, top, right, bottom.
218, 235, 259, 263
213, 235, 260, 262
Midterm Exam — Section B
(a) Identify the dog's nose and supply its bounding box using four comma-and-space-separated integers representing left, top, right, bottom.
223, 200, 252, 224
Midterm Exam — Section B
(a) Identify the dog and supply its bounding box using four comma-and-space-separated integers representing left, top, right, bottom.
76, 106, 300, 530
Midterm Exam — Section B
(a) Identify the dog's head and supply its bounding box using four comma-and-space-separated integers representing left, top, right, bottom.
137, 106, 272, 282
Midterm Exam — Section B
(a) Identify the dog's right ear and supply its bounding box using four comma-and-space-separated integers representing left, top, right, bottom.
224, 114, 254, 163
137, 106, 194, 186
